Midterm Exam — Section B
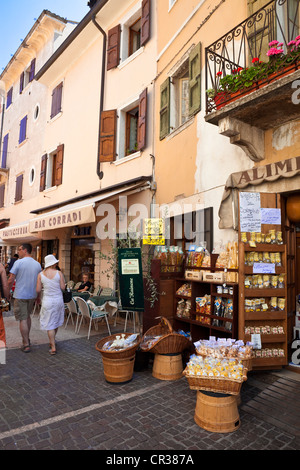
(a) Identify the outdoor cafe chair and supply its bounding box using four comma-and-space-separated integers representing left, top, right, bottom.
74, 296, 111, 339
64, 298, 80, 332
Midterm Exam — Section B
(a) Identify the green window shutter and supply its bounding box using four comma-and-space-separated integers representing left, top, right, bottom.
159, 77, 170, 140
189, 42, 201, 116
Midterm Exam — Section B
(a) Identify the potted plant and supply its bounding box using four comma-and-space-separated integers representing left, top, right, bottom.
207, 37, 300, 111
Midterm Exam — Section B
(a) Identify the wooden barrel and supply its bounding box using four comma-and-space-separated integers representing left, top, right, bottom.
101, 354, 135, 383
152, 353, 183, 381
194, 391, 240, 433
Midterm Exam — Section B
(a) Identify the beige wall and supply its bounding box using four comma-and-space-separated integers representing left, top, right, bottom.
155, 0, 250, 245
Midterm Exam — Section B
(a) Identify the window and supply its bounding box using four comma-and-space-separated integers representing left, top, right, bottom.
15, 174, 23, 203
19, 59, 36, 94
129, 18, 141, 57
165, 208, 213, 253
0, 184, 5, 208
6, 88, 13, 109
169, 61, 189, 131
107, 0, 151, 70
29, 166, 35, 186
125, 105, 139, 155
99, 89, 147, 163
40, 144, 64, 191
33, 104, 40, 121
19, 116, 28, 144
50, 82, 63, 119
160, 43, 201, 139
1, 134, 8, 168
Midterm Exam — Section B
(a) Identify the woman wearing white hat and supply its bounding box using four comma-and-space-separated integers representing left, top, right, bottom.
36, 254, 65, 355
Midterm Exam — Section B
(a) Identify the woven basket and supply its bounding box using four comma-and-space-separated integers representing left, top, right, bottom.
140, 317, 192, 354
95, 333, 141, 359
183, 370, 248, 395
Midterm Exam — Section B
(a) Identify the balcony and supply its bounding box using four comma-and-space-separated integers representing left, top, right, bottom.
205, 0, 300, 140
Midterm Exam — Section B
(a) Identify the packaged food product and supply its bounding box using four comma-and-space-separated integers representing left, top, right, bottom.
270, 229, 276, 244
275, 252, 281, 266
278, 274, 285, 289
270, 297, 278, 310
176, 283, 191, 297
241, 232, 248, 243
102, 334, 139, 351
255, 232, 262, 243
263, 275, 270, 288
276, 231, 283, 244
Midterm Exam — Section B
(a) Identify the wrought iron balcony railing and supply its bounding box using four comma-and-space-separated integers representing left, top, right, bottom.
205, 0, 300, 113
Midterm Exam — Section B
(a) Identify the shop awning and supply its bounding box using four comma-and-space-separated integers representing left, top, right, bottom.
0, 221, 40, 242
219, 156, 300, 230
29, 181, 151, 233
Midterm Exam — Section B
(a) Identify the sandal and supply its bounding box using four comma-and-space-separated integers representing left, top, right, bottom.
21, 345, 31, 353
49, 349, 57, 356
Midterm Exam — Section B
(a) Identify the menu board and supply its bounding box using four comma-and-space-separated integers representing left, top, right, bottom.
239, 192, 261, 232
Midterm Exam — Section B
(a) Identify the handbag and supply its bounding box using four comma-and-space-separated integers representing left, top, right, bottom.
63, 289, 72, 303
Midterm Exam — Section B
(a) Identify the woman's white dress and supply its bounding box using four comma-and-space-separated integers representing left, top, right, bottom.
40, 271, 65, 331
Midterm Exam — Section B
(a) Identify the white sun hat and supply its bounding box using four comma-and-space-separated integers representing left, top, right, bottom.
44, 254, 59, 268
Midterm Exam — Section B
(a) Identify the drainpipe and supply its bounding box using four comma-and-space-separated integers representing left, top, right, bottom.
92, 15, 107, 180
0, 82, 5, 162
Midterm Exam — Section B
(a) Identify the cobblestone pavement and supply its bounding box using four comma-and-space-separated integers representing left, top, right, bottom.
0, 315, 299, 453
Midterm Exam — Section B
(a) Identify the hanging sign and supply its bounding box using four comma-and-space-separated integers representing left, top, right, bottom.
118, 248, 144, 311
239, 192, 261, 232
142, 218, 165, 245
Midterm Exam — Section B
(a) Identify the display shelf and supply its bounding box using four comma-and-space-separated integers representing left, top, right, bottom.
174, 278, 238, 341
239, 241, 288, 369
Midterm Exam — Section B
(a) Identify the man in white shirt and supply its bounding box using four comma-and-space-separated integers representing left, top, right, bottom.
8, 244, 41, 353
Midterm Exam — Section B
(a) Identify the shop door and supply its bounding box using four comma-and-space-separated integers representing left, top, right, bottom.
71, 238, 95, 283
281, 195, 297, 354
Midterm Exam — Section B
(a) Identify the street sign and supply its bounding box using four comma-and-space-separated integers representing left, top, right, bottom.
118, 248, 144, 311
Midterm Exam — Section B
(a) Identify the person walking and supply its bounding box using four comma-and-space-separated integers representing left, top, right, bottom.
0, 263, 10, 347
8, 244, 42, 353
36, 255, 65, 356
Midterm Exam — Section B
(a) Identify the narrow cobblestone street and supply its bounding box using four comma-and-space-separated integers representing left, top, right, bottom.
0, 312, 299, 453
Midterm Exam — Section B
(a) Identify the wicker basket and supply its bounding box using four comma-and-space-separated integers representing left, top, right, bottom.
183, 370, 248, 395
140, 316, 193, 354
95, 333, 141, 359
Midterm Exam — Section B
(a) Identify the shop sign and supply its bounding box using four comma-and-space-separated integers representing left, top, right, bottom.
30, 205, 95, 232
0, 223, 31, 240
118, 248, 144, 311
142, 218, 165, 245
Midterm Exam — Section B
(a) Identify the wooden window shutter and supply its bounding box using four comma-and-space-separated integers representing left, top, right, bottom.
29, 58, 36, 82
6, 87, 13, 108
159, 77, 170, 140
40, 154, 47, 192
99, 110, 117, 163
189, 42, 201, 115
137, 88, 147, 150
19, 72, 25, 94
0, 184, 5, 208
19, 116, 28, 144
54, 144, 64, 186
107, 25, 121, 70
141, 0, 151, 46
51, 82, 63, 119
1, 134, 8, 168
15, 174, 23, 202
